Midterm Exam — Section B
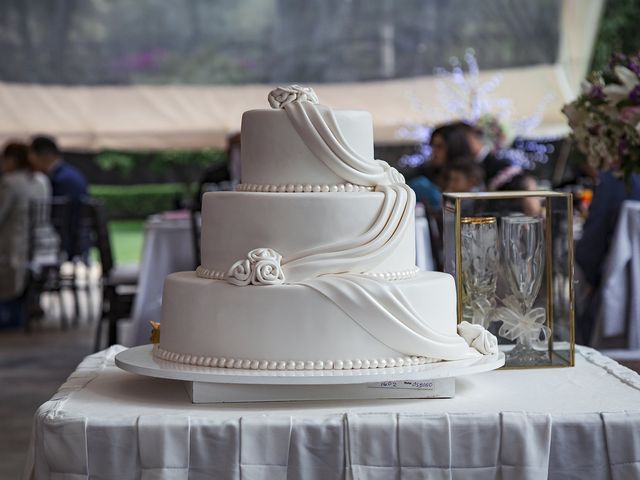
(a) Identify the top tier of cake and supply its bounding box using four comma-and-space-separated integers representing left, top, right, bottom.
241, 109, 374, 186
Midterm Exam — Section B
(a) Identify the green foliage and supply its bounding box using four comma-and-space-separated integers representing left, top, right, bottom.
95, 151, 136, 176
90, 183, 196, 220
150, 149, 225, 175
592, 0, 640, 71
94, 149, 225, 183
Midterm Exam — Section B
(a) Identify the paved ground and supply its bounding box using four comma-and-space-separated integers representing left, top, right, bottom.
0, 270, 99, 479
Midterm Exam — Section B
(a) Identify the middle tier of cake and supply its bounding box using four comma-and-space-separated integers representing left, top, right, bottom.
199, 191, 416, 279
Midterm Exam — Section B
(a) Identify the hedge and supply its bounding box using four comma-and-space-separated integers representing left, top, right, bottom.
90, 183, 196, 220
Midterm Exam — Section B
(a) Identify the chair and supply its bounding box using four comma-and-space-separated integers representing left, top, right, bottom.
25, 197, 73, 331
85, 200, 139, 350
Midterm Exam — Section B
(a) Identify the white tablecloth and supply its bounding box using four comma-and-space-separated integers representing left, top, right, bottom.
127, 216, 195, 346
415, 213, 434, 272
25, 346, 640, 479
600, 200, 640, 347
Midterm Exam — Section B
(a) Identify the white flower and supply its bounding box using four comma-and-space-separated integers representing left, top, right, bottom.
268, 85, 319, 109
580, 79, 593, 95
226, 248, 286, 286
615, 65, 639, 90
251, 258, 285, 286
603, 84, 631, 104
457, 321, 499, 355
247, 248, 282, 263
227, 259, 252, 286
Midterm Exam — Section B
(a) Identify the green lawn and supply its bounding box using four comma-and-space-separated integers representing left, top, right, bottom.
108, 220, 145, 264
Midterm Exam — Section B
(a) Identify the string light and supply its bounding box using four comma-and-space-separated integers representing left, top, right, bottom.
398, 49, 555, 169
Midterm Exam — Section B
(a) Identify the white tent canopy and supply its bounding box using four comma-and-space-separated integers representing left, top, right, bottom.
0, 0, 603, 151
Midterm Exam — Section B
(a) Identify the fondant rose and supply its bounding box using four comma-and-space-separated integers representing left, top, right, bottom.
457, 321, 499, 355
226, 248, 286, 286
470, 329, 498, 355
251, 258, 285, 286
227, 258, 252, 286
268, 85, 319, 109
247, 247, 282, 263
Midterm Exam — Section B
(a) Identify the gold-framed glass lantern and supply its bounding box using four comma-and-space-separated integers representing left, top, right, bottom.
443, 191, 575, 368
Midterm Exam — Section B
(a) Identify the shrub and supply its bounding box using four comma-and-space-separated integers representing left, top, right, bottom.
95, 149, 225, 183
90, 183, 196, 220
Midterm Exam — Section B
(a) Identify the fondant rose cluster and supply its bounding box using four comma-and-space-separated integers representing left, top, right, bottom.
457, 321, 499, 355
268, 85, 319, 109
227, 248, 285, 286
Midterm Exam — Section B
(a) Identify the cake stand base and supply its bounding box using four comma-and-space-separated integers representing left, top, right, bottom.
185, 378, 455, 403
116, 345, 504, 404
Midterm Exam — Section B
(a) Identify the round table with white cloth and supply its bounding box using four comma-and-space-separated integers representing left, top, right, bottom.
414, 205, 434, 271
24, 345, 640, 479
127, 212, 195, 346
599, 200, 640, 348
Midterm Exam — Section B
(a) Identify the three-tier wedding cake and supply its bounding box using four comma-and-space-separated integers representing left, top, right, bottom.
154, 85, 497, 370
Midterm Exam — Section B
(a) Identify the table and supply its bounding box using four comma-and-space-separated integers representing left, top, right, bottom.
25, 346, 640, 479
126, 213, 195, 346
600, 200, 640, 348
415, 210, 434, 272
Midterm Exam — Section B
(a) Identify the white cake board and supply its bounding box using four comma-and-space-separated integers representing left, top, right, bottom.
116, 345, 504, 403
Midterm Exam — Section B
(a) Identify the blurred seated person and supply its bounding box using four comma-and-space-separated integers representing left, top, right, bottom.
575, 170, 640, 342
29, 135, 88, 260
490, 165, 543, 217
443, 157, 485, 193
408, 122, 475, 208
0, 142, 51, 326
464, 123, 511, 186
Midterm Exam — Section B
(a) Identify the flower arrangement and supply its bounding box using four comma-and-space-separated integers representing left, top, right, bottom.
563, 52, 640, 177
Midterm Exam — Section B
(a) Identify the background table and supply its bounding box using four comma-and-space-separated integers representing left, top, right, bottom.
126, 213, 195, 346
600, 200, 640, 348
414, 210, 434, 272
26, 346, 640, 479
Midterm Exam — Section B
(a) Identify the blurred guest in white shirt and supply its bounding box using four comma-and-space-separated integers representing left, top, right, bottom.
0, 142, 51, 326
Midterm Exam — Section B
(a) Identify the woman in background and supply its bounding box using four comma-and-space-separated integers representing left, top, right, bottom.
409, 122, 474, 208
0, 142, 51, 326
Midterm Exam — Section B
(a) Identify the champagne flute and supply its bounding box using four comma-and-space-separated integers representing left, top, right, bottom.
498, 215, 547, 364
460, 217, 499, 327
501, 216, 544, 312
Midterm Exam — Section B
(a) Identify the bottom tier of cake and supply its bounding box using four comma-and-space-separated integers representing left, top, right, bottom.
157, 270, 464, 370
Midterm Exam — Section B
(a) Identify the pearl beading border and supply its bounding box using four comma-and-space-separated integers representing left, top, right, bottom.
236, 183, 375, 193
366, 267, 420, 281
196, 265, 225, 280
195, 265, 420, 282
153, 344, 439, 370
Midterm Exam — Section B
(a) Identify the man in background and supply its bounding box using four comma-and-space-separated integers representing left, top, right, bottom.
464, 124, 510, 187
30, 135, 88, 260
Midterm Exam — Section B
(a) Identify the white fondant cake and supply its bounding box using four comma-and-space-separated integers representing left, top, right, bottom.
157, 84, 497, 370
